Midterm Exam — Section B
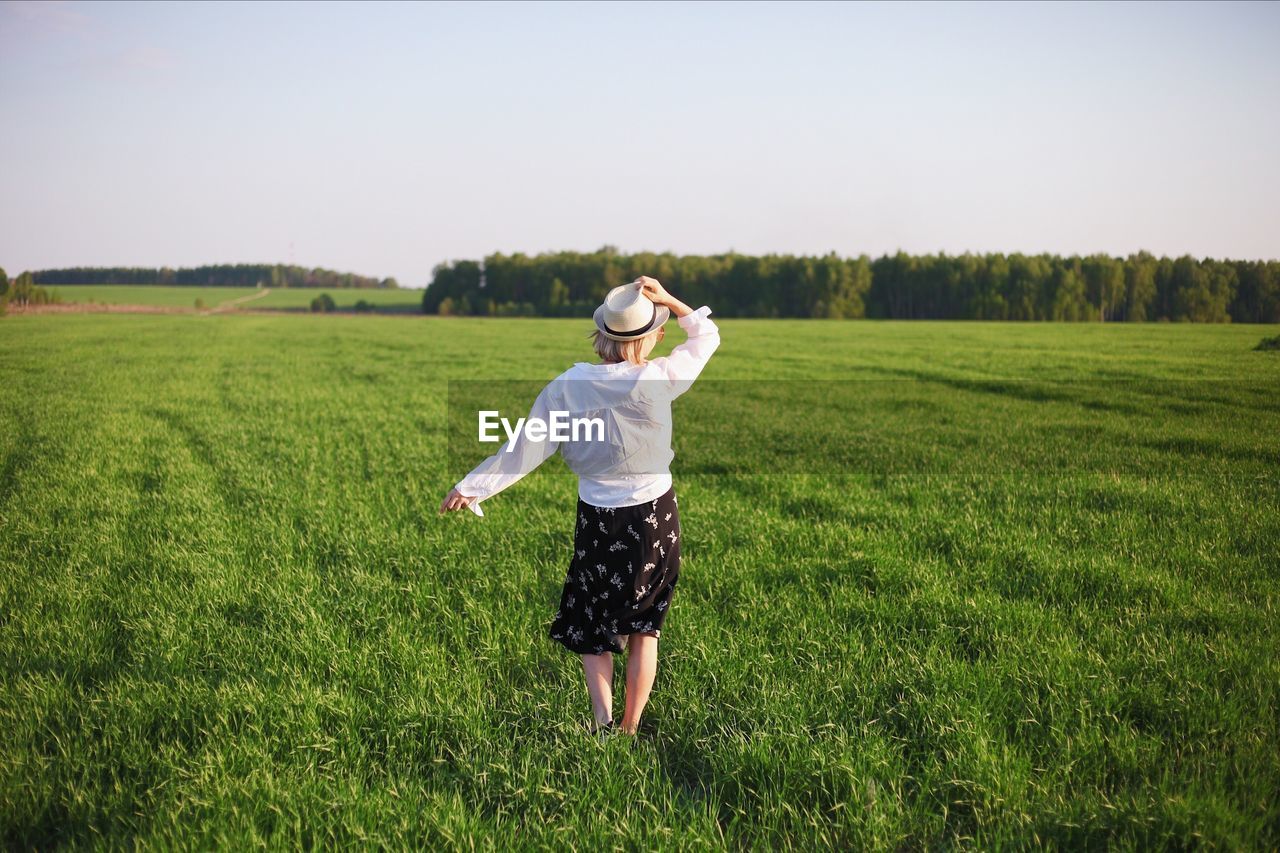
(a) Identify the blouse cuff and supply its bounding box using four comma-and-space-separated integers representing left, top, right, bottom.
677, 305, 713, 329
455, 481, 488, 500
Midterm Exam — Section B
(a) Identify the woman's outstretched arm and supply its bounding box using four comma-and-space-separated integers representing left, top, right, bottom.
440, 381, 561, 516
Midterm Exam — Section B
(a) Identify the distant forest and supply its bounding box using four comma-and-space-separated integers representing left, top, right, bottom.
32, 265, 399, 290
423, 248, 1280, 323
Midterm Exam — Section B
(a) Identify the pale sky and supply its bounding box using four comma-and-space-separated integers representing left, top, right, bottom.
2, 0, 1277, 287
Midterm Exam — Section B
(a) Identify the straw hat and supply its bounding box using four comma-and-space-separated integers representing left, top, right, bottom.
591, 280, 670, 341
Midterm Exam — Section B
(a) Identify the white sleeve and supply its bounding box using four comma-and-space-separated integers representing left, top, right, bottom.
653, 305, 720, 398
454, 382, 561, 516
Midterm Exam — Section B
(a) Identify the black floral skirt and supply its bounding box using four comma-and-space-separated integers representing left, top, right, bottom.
548, 485, 680, 656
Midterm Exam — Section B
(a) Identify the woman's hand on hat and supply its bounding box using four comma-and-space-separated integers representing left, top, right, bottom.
439, 487, 476, 515
636, 276, 672, 307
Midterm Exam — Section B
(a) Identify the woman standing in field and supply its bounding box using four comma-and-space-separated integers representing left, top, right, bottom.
440, 277, 720, 738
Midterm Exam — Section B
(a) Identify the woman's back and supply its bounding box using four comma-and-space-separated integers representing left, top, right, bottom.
450, 300, 719, 513
551, 364, 678, 483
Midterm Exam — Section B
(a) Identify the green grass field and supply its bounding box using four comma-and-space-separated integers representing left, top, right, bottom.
250, 288, 424, 312
1, 314, 1277, 848
44, 285, 425, 312
44, 285, 265, 308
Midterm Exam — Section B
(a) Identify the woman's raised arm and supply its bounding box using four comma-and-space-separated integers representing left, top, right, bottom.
638, 277, 720, 398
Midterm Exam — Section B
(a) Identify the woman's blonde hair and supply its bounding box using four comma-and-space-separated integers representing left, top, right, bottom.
591, 329, 660, 366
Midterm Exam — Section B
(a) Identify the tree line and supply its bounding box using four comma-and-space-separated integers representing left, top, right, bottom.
422, 248, 1280, 323
0, 268, 63, 314
31, 264, 399, 290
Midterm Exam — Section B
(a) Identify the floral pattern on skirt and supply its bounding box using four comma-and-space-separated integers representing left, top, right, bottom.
548, 486, 680, 655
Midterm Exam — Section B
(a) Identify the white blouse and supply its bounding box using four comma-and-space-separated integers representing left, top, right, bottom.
455, 306, 720, 516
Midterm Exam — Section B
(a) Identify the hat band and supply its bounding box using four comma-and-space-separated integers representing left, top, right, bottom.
602, 301, 657, 337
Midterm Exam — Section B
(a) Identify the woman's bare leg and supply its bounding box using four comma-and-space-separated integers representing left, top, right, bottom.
620, 633, 658, 735
580, 652, 614, 727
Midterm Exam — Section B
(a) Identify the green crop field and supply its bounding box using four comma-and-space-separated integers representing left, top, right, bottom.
250, 288, 424, 311
1, 314, 1277, 848
44, 285, 265, 308
44, 285, 425, 312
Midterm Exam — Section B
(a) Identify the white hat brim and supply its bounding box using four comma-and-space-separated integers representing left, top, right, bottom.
592, 302, 670, 341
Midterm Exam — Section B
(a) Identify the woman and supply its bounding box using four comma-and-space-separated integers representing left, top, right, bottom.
439, 276, 720, 739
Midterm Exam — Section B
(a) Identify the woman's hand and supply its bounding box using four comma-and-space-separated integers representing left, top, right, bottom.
636, 275, 693, 319
636, 276, 672, 307
439, 487, 476, 515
